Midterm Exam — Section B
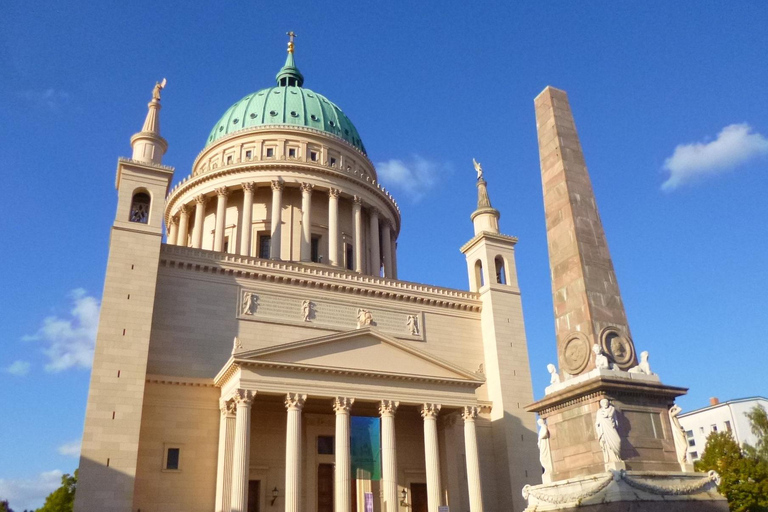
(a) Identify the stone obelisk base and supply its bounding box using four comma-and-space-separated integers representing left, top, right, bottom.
522, 470, 728, 512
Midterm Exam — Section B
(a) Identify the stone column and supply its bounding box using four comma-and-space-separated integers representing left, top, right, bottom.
380, 400, 399, 512
369, 207, 380, 276
192, 194, 206, 249
333, 397, 354, 512
240, 182, 255, 256
270, 180, 283, 260
300, 183, 314, 262
328, 188, 341, 267
214, 187, 229, 252
177, 204, 190, 247
392, 241, 398, 279
352, 196, 363, 273
421, 403, 442, 512
215, 399, 237, 512
381, 220, 393, 278
167, 216, 178, 246
462, 406, 483, 512
230, 389, 254, 512
284, 393, 307, 512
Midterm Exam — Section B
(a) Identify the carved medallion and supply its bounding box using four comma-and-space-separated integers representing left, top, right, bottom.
601, 328, 635, 369
561, 333, 590, 374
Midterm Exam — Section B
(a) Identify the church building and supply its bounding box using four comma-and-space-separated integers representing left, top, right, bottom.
74, 36, 539, 512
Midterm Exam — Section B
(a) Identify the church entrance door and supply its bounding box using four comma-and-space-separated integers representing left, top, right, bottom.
410, 483, 427, 512
248, 480, 260, 512
317, 463, 334, 512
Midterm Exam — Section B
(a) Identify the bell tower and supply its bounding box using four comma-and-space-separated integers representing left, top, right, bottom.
74, 81, 175, 512
460, 161, 538, 511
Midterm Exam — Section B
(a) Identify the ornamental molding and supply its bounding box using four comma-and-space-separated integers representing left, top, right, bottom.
159, 245, 481, 313
460, 231, 519, 255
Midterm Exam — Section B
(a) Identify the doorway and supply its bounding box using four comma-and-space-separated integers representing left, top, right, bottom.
317, 463, 334, 512
248, 480, 260, 512
410, 483, 427, 512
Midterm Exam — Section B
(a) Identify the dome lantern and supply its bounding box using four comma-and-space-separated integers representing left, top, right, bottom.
276, 31, 304, 87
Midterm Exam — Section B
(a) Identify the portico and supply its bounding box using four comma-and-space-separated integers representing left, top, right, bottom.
213, 328, 487, 512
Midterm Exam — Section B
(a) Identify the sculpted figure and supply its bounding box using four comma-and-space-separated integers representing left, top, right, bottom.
356, 308, 373, 328
593, 343, 611, 370
242, 292, 256, 315
472, 158, 483, 180
547, 363, 561, 385
301, 300, 313, 322
152, 78, 167, 100
669, 405, 689, 466
406, 314, 419, 335
537, 418, 553, 480
628, 350, 654, 375
595, 399, 622, 463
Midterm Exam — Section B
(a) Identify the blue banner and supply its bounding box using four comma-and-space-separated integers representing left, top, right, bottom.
350, 416, 381, 480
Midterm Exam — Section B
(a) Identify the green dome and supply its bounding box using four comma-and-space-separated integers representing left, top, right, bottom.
206, 52, 366, 154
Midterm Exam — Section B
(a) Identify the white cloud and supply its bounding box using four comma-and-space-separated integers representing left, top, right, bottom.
4, 360, 30, 376
0, 469, 63, 511
57, 441, 82, 458
376, 155, 446, 202
662, 123, 768, 191
23, 288, 100, 372
18, 88, 70, 110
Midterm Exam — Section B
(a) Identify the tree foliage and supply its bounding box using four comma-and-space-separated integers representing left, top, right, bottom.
744, 404, 768, 462
35, 471, 76, 512
695, 431, 768, 512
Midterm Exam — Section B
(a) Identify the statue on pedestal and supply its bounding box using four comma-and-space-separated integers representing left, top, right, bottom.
628, 350, 654, 375
595, 399, 622, 463
593, 343, 611, 370
547, 363, 561, 385
537, 418, 553, 481
669, 404, 689, 466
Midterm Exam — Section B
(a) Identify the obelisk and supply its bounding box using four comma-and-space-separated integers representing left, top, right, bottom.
535, 86, 636, 377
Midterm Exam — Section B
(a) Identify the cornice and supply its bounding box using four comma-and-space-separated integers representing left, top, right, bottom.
145, 374, 216, 387
460, 231, 519, 254
159, 245, 481, 312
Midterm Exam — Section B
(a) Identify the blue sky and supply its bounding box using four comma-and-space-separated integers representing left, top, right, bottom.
1, 1, 767, 509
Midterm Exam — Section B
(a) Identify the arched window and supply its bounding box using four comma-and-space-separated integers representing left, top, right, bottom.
495, 256, 506, 284
474, 260, 485, 290
129, 192, 151, 224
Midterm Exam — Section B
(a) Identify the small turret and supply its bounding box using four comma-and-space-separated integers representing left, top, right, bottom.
470, 159, 500, 235
130, 78, 168, 165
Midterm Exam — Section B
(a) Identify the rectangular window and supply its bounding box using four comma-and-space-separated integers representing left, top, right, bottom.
245, 150, 252, 159
317, 435, 334, 455
223, 236, 229, 253
711, 425, 718, 432
311, 236, 321, 263
685, 430, 694, 438
288, 148, 297, 158
690, 451, 698, 460
310, 151, 318, 162
164, 447, 180, 471
699, 427, 705, 434
688, 439, 696, 447
345, 243, 354, 270
330, 157, 337, 167
725, 421, 732, 432
266, 148, 274, 158
258, 235, 271, 259
227, 155, 233, 164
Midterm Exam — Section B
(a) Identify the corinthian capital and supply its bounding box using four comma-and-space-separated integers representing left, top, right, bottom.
379, 400, 399, 417
285, 393, 307, 411
242, 181, 256, 193
353, 195, 363, 206
178, 204, 190, 215
420, 403, 441, 419
232, 389, 254, 407
215, 186, 230, 197
194, 194, 207, 205
300, 183, 314, 194
461, 406, 479, 421
332, 396, 354, 413
271, 180, 284, 192
329, 188, 341, 199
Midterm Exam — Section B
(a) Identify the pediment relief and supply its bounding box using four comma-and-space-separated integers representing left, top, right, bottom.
233, 327, 482, 384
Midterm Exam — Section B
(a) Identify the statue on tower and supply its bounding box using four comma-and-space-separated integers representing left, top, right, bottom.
152, 78, 167, 101
472, 158, 484, 180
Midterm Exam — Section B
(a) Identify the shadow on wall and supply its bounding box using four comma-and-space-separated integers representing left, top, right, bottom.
74, 456, 136, 512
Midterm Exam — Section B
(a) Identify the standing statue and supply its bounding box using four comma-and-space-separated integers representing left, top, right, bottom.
547, 364, 561, 385
595, 399, 622, 463
406, 314, 419, 335
301, 300, 313, 322
242, 292, 256, 315
472, 158, 484, 180
152, 78, 167, 101
593, 343, 611, 370
356, 308, 373, 329
669, 405, 689, 467
628, 350, 654, 375
537, 418, 553, 481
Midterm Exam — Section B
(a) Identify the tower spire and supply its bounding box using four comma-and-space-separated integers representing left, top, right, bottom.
470, 159, 500, 235
276, 31, 304, 87
130, 79, 168, 165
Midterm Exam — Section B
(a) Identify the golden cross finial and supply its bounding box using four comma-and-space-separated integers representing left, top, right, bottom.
286, 31, 297, 53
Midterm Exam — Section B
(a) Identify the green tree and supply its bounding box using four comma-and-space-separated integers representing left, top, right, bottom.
744, 404, 768, 462
35, 471, 76, 512
695, 431, 768, 512
0, 499, 13, 512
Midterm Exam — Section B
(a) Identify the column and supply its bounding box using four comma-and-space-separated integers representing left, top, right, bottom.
270, 180, 283, 259
381, 220, 393, 278
215, 399, 237, 512
380, 400, 399, 512
300, 183, 314, 262
240, 182, 255, 256
328, 189, 341, 267
214, 187, 229, 252
167, 216, 178, 246
462, 406, 483, 512
369, 207, 380, 276
192, 194, 206, 249
333, 397, 354, 512
352, 196, 363, 273
284, 393, 307, 512
177, 205, 190, 247
230, 389, 254, 512
392, 241, 398, 279
421, 403, 442, 512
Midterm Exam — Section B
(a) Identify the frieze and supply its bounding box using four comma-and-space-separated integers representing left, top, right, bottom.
238, 287, 426, 340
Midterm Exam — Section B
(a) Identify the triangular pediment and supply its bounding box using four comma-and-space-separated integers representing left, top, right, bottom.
233, 327, 482, 383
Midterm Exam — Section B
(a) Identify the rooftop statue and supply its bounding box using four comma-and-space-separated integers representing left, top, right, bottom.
152, 78, 167, 101
472, 158, 484, 180
628, 350, 654, 375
